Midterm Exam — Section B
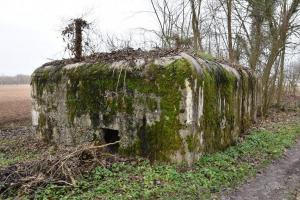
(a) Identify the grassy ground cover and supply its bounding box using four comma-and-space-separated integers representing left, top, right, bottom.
33, 121, 300, 200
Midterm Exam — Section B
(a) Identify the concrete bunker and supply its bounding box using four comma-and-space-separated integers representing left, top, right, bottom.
31, 50, 260, 164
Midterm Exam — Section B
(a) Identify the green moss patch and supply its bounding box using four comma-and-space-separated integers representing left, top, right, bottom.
202, 62, 238, 153
61, 59, 198, 161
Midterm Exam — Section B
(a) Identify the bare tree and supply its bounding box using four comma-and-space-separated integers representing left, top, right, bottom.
147, 0, 300, 114
189, 0, 203, 51
261, 0, 300, 114
248, 0, 265, 71
285, 59, 300, 96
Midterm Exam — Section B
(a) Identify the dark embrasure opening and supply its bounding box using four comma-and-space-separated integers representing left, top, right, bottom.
102, 128, 120, 153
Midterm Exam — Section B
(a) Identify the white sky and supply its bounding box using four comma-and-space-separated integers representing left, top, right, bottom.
0, 0, 155, 75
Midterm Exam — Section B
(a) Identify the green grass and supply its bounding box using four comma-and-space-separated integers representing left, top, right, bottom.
31, 122, 300, 199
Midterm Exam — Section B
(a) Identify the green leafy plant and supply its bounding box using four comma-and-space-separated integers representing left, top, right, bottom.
34, 122, 300, 200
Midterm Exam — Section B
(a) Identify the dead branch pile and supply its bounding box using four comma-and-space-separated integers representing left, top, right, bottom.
0, 141, 137, 198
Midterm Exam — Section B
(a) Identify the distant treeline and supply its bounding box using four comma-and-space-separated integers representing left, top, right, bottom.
0, 75, 31, 85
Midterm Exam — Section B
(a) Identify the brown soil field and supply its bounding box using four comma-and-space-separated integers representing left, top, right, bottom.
0, 85, 31, 127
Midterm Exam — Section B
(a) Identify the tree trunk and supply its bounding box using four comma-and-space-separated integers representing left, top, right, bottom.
74, 19, 83, 61
262, 42, 280, 115
190, 0, 202, 51
268, 58, 280, 107
249, 16, 263, 71
276, 45, 286, 105
227, 0, 234, 62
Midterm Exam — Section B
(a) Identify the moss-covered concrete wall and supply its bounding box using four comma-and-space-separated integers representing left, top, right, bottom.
31, 52, 258, 164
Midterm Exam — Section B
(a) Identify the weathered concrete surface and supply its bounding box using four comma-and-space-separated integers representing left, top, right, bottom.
31, 51, 259, 164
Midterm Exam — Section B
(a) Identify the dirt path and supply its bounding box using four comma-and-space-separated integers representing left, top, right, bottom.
222, 137, 300, 200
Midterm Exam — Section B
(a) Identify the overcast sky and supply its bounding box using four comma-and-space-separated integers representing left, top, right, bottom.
0, 0, 155, 76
